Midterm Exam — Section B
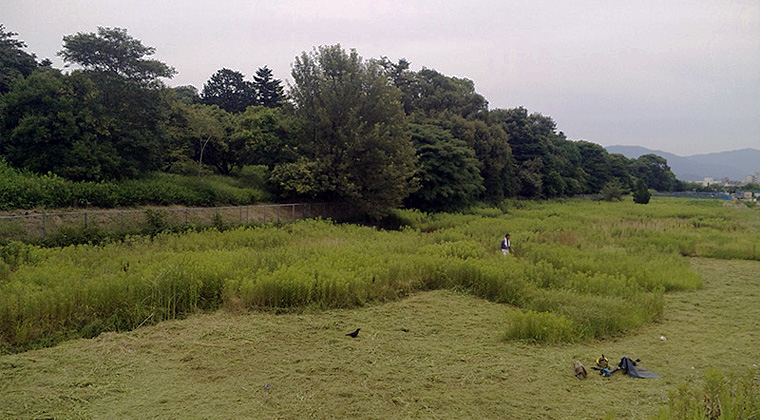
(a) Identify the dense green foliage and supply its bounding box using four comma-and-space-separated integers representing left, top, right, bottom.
0, 26, 682, 215
404, 123, 484, 211
0, 24, 42, 94
200, 68, 257, 113
252, 66, 285, 108
201, 66, 285, 113
2, 28, 177, 181
58, 27, 176, 85
0, 160, 270, 210
634, 178, 652, 204
3, 198, 756, 352
273, 45, 418, 218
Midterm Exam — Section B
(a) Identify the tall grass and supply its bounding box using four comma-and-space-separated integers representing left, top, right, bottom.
651, 369, 759, 420
1, 198, 756, 352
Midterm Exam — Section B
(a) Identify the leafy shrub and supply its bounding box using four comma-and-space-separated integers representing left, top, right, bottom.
0, 161, 272, 210
634, 179, 651, 204
601, 180, 626, 201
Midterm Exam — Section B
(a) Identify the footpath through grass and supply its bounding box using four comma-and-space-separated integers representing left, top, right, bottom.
0, 257, 758, 419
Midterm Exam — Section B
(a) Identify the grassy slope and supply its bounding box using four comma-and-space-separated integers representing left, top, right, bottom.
1, 258, 758, 419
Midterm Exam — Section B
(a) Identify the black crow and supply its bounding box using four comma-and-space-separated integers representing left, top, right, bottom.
346, 328, 360, 338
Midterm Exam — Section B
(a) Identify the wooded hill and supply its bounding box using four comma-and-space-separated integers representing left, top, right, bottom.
1, 25, 680, 216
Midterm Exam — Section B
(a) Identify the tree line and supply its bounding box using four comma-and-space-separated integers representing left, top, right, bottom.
0, 25, 678, 216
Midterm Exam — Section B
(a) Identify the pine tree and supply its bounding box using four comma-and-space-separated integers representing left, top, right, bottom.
252, 66, 284, 108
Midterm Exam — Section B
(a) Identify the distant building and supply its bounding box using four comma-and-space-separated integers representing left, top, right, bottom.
695, 177, 744, 187
744, 172, 759, 185
734, 190, 759, 204
696, 177, 716, 186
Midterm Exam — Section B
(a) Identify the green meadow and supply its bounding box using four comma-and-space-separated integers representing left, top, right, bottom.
1, 198, 757, 353
1, 198, 759, 419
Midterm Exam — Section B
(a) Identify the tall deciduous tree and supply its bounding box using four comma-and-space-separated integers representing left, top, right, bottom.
232, 106, 297, 168
184, 104, 238, 175
0, 69, 119, 181
576, 141, 612, 193
434, 113, 513, 201
490, 107, 565, 197
201, 68, 257, 113
58, 26, 176, 86
632, 154, 676, 192
171, 85, 200, 105
56, 27, 177, 178
608, 153, 634, 190
274, 45, 418, 218
252, 66, 285, 108
0, 25, 40, 94
547, 135, 585, 195
405, 123, 483, 211
397, 68, 488, 118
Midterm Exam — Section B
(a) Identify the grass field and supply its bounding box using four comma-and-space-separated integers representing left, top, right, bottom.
4, 198, 729, 352
1, 198, 758, 418
0, 257, 758, 419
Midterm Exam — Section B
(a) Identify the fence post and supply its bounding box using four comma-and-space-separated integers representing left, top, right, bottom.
185, 208, 189, 224
239, 207, 243, 224
276, 205, 280, 221
84, 212, 88, 229
292, 204, 295, 220
42, 214, 47, 239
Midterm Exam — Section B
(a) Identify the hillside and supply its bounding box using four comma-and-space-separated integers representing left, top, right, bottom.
605, 146, 760, 182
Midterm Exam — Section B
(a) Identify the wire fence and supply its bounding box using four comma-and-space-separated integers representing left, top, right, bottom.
0, 202, 356, 242
652, 191, 734, 200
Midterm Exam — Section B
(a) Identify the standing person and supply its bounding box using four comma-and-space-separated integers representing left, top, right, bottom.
500, 233, 512, 255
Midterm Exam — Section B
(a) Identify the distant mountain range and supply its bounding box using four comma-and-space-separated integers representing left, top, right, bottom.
605, 146, 760, 182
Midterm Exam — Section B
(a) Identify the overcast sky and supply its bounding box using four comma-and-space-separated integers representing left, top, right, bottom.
4, 0, 759, 155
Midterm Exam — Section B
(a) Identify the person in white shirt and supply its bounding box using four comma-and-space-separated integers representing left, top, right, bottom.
500, 233, 511, 255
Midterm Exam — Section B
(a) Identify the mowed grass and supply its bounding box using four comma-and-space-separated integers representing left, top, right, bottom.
1, 257, 758, 419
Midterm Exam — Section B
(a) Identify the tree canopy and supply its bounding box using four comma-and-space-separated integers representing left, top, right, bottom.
0, 31, 683, 215
0, 69, 115, 180
273, 45, 418, 218
1, 27, 177, 180
0, 25, 41, 94
404, 123, 484, 211
201, 68, 257, 113
632, 154, 676, 192
58, 27, 176, 86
